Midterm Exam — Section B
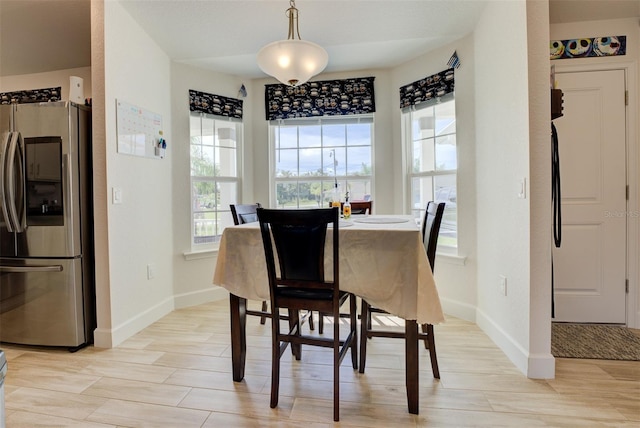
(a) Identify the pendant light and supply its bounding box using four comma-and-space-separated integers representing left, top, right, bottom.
257, 0, 328, 86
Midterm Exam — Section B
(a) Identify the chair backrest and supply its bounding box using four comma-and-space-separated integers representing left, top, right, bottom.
230, 203, 262, 225
350, 201, 372, 215
257, 208, 339, 289
421, 201, 446, 272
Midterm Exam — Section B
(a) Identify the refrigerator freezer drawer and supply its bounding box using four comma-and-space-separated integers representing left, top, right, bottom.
0, 258, 88, 347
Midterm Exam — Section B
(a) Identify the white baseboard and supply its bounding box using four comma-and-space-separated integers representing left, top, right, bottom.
476, 308, 555, 379
93, 296, 175, 349
440, 297, 476, 323
93, 287, 230, 349
173, 286, 228, 309
527, 353, 556, 379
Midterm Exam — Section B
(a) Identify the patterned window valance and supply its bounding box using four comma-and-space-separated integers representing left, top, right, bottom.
189, 89, 243, 119
265, 76, 375, 121
0, 87, 62, 105
399, 69, 454, 111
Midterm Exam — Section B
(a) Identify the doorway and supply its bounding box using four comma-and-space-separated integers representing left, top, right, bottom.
552, 68, 627, 324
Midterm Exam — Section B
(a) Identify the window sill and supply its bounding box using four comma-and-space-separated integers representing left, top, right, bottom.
183, 248, 219, 261
436, 250, 467, 266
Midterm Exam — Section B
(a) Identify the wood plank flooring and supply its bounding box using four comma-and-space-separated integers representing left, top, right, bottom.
2, 299, 639, 427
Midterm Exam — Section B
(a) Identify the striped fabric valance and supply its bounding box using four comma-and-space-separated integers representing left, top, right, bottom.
265, 76, 375, 121
399, 69, 454, 110
189, 89, 243, 119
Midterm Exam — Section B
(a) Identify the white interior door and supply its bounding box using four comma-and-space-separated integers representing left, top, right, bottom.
553, 69, 627, 324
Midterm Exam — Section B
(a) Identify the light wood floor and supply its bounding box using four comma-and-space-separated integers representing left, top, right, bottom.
2, 299, 639, 427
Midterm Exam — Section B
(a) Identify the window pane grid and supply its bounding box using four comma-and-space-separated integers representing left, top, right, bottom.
273, 116, 373, 205
406, 99, 457, 248
190, 112, 241, 248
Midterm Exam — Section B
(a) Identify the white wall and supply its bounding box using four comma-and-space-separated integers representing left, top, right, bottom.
550, 18, 640, 329
526, 0, 554, 378
93, 0, 174, 347
473, 0, 544, 377
391, 34, 478, 322
169, 62, 248, 307
0, 66, 92, 102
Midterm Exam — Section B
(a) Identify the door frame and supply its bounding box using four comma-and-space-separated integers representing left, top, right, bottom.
554, 60, 638, 328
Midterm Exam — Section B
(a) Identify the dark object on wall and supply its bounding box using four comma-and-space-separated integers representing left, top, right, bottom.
399, 68, 454, 110
0, 87, 62, 105
265, 76, 376, 120
550, 36, 626, 60
189, 89, 243, 119
551, 89, 563, 120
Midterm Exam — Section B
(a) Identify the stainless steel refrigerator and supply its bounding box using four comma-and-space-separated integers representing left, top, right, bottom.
0, 101, 95, 350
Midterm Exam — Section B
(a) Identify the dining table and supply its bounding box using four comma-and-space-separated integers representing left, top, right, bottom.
212, 214, 445, 414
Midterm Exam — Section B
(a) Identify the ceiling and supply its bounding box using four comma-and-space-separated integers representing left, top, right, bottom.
1, 0, 638, 78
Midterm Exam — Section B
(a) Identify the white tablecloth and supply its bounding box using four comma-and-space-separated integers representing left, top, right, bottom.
213, 216, 445, 325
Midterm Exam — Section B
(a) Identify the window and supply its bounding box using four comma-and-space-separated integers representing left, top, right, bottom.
190, 112, 242, 249
270, 116, 373, 208
405, 99, 457, 248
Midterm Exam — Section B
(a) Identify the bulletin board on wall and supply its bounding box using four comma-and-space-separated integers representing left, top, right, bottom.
116, 99, 163, 158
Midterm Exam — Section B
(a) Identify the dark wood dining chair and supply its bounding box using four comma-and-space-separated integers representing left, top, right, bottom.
316, 199, 371, 335
256, 207, 358, 422
230, 203, 316, 330
359, 201, 445, 379
230, 203, 270, 324
350, 200, 373, 215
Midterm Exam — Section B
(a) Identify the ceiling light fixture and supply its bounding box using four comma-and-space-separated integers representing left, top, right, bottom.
257, 0, 328, 86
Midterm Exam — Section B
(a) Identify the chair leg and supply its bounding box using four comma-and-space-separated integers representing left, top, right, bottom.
421, 322, 429, 349
359, 299, 369, 374
260, 300, 268, 325
270, 304, 281, 408
308, 310, 315, 331
289, 309, 301, 360
319, 312, 324, 334
424, 323, 440, 379
333, 307, 340, 422
350, 294, 358, 370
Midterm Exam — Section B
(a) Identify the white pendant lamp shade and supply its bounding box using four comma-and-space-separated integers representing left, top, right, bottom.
257, 39, 328, 86
257, 0, 328, 86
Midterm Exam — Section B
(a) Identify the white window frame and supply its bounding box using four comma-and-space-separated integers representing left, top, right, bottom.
269, 115, 374, 208
403, 95, 458, 250
189, 112, 243, 251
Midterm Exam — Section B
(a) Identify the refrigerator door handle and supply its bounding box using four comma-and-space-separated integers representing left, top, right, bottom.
5, 132, 25, 233
0, 264, 64, 273
1, 131, 15, 232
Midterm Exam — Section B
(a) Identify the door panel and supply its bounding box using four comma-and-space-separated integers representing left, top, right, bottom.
553, 69, 627, 323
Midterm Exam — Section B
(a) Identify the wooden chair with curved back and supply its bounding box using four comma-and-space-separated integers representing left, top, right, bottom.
230, 203, 270, 325
256, 207, 358, 422
230, 203, 316, 330
359, 201, 446, 379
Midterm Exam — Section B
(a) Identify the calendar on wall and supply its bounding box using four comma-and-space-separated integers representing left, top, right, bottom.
116, 99, 163, 158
